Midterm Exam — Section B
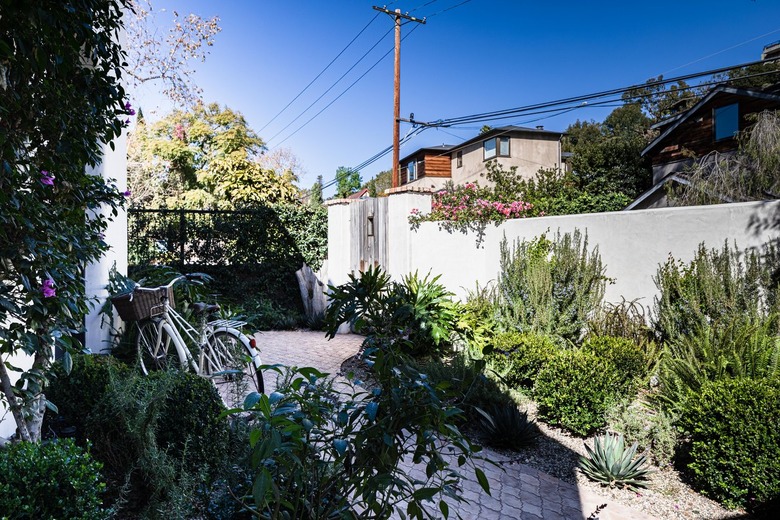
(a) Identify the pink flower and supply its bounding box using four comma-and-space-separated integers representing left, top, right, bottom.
41, 279, 56, 298
410, 208, 420, 215
40, 170, 55, 186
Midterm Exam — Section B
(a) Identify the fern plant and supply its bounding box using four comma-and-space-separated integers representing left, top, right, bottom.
579, 433, 652, 489
474, 403, 539, 450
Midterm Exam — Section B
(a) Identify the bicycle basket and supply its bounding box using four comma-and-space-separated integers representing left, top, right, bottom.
110, 286, 174, 322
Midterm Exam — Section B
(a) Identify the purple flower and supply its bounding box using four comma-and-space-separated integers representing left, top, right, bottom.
122, 189, 132, 197
42, 279, 56, 298
125, 101, 136, 116
40, 170, 55, 186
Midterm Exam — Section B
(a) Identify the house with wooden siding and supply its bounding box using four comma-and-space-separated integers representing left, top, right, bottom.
643, 84, 780, 184
397, 126, 563, 190
628, 84, 780, 209
399, 145, 454, 189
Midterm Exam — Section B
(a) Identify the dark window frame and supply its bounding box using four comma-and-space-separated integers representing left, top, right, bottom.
483, 136, 511, 161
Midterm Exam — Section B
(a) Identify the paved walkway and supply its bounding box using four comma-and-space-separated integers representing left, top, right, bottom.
252, 330, 656, 520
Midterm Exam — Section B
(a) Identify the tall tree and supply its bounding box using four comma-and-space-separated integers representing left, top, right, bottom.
364, 169, 392, 197
128, 103, 299, 209
126, 0, 221, 107
335, 166, 362, 199
310, 175, 324, 206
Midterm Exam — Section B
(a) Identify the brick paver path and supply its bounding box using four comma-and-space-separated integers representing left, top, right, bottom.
253, 330, 657, 520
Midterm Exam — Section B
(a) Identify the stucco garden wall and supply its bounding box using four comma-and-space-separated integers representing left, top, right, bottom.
328, 193, 780, 308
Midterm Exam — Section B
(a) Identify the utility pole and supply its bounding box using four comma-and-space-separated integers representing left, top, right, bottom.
373, 6, 425, 188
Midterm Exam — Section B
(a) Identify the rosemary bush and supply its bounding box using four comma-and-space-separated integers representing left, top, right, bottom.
497, 229, 608, 343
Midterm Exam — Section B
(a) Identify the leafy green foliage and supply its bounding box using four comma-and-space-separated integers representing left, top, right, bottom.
582, 336, 647, 394
325, 267, 460, 358
44, 354, 131, 441
485, 331, 558, 389
128, 103, 299, 209
587, 298, 660, 371
497, 230, 608, 343
80, 370, 229, 516
534, 350, 621, 436
579, 433, 652, 489
240, 359, 489, 519
606, 400, 677, 467
335, 165, 362, 198
456, 282, 499, 354
364, 169, 392, 197
0, 439, 108, 520
128, 203, 328, 311
0, 0, 130, 441
475, 403, 540, 451
678, 378, 780, 510
657, 316, 780, 412
653, 241, 779, 344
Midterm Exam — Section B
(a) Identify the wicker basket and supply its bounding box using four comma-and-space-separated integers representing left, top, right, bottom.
111, 286, 174, 322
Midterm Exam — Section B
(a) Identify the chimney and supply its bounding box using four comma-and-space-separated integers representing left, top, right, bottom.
762, 40, 780, 61
536, 125, 544, 130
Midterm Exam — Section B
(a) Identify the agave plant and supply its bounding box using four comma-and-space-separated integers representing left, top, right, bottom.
579, 433, 652, 488
474, 403, 540, 450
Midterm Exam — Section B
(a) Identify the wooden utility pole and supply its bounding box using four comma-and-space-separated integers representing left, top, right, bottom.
372, 6, 425, 188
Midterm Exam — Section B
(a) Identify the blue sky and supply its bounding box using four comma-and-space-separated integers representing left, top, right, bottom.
134, 1, 780, 195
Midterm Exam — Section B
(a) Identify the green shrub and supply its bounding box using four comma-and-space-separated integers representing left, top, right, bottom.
534, 349, 619, 435
44, 354, 130, 440
678, 378, 780, 510
458, 283, 500, 354
583, 336, 646, 393
497, 230, 608, 343
653, 241, 780, 343
0, 439, 108, 520
606, 400, 677, 467
84, 370, 229, 516
587, 298, 661, 370
325, 267, 459, 358
486, 331, 558, 389
657, 316, 780, 411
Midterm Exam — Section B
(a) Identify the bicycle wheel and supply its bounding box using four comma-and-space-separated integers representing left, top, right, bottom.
136, 319, 177, 374
204, 331, 264, 402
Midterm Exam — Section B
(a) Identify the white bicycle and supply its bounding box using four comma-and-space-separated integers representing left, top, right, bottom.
111, 274, 264, 399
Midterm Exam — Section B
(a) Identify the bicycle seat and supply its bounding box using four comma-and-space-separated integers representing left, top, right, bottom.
193, 302, 220, 315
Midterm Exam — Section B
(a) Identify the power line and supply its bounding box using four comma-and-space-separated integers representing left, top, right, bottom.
272, 23, 424, 149
259, 13, 381, 133
424, 0, 472, 18
333, 64, 780, 183
266, 25, 394, 145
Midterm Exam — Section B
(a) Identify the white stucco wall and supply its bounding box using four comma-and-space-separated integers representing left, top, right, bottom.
327, 194, 780, 312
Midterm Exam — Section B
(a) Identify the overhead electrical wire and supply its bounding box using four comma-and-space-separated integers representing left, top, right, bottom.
424, 0, 473, 18
266, 25, 394, 145
271, 23, 424, 149
259, 12, 381, 133
323, 65, 779, 186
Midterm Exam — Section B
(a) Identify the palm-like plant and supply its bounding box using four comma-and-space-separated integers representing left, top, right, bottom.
475, 403, 539, 450
579, 433, 652, 488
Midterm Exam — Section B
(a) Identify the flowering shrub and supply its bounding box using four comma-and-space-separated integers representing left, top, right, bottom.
409, 181, 535, 242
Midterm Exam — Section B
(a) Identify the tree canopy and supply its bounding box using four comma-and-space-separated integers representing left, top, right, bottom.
128, 103, 300, 209
335, 166, 362, 199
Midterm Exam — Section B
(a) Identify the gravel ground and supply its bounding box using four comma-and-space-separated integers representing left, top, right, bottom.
339, 354, 750, 520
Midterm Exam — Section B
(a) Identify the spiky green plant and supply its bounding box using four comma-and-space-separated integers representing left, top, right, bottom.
579, 433, 652, 489
474, 403, 540, 450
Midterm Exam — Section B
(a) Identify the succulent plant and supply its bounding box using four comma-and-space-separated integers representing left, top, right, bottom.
579, 433, 652, 488
474, 403, 540, 450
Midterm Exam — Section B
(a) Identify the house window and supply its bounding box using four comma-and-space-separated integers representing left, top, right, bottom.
483, 136, 510, 160
714, 103, 739, 141
456, 150, 462, 168
407, 160, 417, 182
